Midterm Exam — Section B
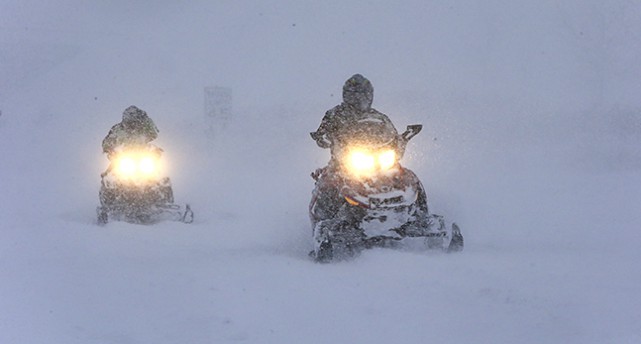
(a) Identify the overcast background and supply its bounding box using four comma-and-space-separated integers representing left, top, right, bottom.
1, 1, 641, 343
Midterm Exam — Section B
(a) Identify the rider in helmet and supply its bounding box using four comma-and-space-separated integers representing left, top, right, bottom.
102, 105, 159, 158
311, 74, 397, 164
310, 75, 399, 221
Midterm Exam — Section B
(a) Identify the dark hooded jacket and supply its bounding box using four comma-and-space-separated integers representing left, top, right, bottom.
102, 106, 159, 156
312, 74, 397, 159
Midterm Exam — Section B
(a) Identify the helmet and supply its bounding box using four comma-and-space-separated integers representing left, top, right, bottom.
342, 74, 373, 112
122, 105, 147, 124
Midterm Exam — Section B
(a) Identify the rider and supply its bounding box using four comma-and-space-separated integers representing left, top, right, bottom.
102, 105, 159, 158
310, 74, 399, 220
311, 74, 397, 169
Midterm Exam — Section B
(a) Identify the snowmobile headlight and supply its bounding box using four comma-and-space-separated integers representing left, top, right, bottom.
114, 152, 160, 180
345, 148, 397, 177
378, 149, 396, 170
117, 156, 137, 177
139, 156, 157, 175
347, 149, 376, 175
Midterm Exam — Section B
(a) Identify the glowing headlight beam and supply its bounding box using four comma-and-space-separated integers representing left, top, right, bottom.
349, 150, 375, 172
378, 150, 396, 170
345, 148, 398, 177
139, 156, 157, 175
117, 156, 137, 176
113, 152, 160, 180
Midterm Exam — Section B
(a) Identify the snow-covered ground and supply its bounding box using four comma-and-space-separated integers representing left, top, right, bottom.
1, 1, 641, 343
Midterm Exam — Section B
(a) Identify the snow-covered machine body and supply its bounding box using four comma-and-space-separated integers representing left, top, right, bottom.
97, 144, 193, 225
309, 118, 463, 262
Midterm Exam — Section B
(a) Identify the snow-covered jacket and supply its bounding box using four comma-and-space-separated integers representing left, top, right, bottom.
312, 103, 397, 158
102, 117, 159, 156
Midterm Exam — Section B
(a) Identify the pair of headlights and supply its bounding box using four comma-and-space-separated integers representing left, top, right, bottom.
113, 153, 160, 179
112, 148, 396, 180
345, 148, 397, 177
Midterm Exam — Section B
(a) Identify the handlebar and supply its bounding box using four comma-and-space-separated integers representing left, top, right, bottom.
400, 124, 422, 142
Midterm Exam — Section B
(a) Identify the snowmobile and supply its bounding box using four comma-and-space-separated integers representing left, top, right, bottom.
309, 119, 463, 262
97, 144, 193, 225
